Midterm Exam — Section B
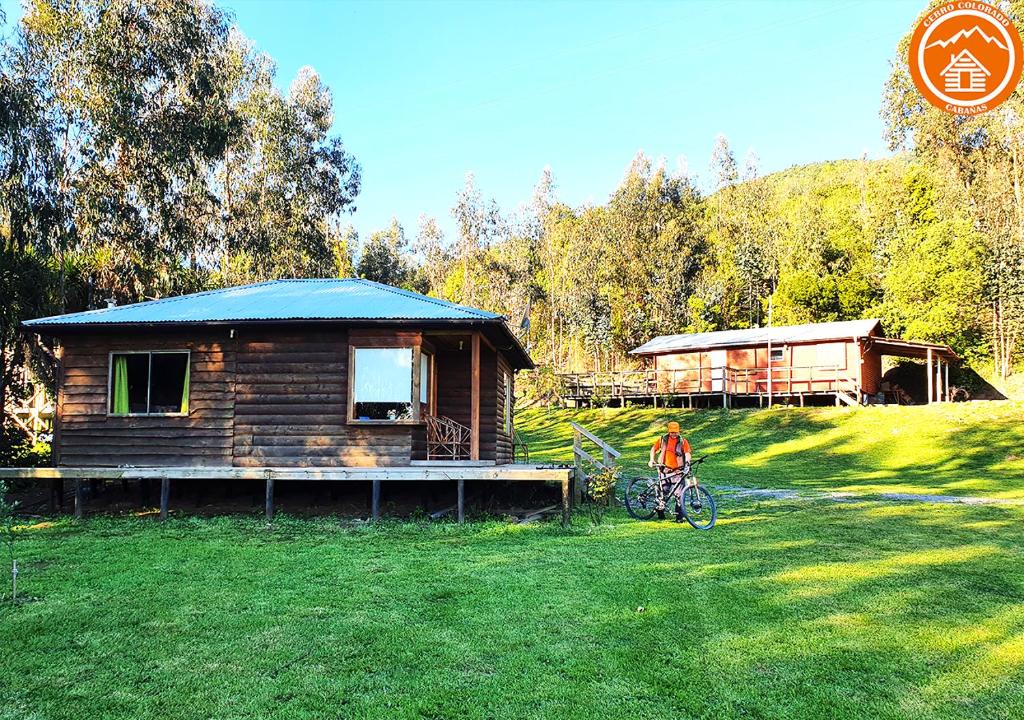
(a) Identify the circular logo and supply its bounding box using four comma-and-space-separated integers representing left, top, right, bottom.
908, 1, 1024, 115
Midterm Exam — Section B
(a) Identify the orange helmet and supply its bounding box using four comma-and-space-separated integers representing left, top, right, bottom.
667, 421, 680, 433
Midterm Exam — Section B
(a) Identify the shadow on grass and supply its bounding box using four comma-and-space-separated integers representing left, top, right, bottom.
518, 404, 1024, 498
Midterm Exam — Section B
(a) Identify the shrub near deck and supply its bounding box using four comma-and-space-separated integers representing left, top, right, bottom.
2, 502, 1024, 720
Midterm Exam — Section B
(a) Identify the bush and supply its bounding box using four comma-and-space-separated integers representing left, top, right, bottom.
0, 425, 51, 468
583, 463, 617, 525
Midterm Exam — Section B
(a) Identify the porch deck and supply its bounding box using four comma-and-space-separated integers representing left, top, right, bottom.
557, 366, 862, 407
0, 463, 574, 526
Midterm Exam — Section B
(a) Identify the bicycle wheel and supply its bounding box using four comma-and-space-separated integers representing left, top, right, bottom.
681, 485, 716, 530
624, 476, 660, 520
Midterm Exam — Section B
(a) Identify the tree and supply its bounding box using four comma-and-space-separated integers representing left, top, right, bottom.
218, 51, 361, 281
357, 218, 411, 287
331, 223, 358, 278
411, 215, 450, 296
451, 173, 501, 304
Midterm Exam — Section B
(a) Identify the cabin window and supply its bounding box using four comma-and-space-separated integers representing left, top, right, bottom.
351, 347, 415, 421
109, 351, 190, 416
770, 347, 785, 362
503, 371, 512, 434
420, 351, 432, 412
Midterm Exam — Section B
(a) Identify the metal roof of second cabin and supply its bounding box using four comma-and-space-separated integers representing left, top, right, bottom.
23, 279, 505, 326
631, 319, 883, 355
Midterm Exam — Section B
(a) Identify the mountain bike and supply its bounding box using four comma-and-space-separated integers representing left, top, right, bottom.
623, 456, 716, 530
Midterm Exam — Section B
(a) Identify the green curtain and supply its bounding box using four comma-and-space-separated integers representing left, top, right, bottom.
112, 356, 129, 415
180, 360, 190, 414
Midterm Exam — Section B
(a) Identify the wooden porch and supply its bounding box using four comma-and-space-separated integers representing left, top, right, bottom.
0, 462, 574, 527
558, 365, 863, 407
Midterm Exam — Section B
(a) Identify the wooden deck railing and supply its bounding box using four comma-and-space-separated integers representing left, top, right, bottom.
557, 365, 858, 400
570, 421, 621, 502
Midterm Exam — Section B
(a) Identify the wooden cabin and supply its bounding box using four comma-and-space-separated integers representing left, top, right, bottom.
23, 279, 534, 469
15, 279, 575, 524
559, 319, 959, 408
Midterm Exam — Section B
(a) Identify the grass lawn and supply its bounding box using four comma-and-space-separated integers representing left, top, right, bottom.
3, 501, 1024, 719
517, 401, 1024, 498
4, 402, 1024, 719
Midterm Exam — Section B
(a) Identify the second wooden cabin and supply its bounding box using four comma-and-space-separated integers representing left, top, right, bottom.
560, 319, 958, 407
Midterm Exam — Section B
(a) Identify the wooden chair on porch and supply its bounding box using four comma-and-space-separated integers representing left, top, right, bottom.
424, 413, 472, 460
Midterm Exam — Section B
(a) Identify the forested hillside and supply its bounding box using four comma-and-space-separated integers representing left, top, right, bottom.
2, 0, 1022, 422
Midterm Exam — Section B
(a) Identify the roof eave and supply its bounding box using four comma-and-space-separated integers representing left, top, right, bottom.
631, 333, 880, 356
22, 316, 536, 369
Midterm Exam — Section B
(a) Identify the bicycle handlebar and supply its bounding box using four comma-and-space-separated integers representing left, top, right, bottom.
655, 455, 708, 473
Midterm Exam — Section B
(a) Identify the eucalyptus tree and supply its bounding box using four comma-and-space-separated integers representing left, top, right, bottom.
357, 218, 411, 288
451, 173, 501, 304
13, 0, 237, 302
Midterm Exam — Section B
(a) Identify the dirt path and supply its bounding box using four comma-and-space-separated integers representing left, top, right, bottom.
718, 486, 1024, 506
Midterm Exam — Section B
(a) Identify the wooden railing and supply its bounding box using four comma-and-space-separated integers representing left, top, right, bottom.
424, 414, 472, 460
511, 427, 530, 463
557, 365, 857, 400
570, 421, 621, 501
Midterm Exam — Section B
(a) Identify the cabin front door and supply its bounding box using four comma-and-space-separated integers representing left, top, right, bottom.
709, 350, 727, 392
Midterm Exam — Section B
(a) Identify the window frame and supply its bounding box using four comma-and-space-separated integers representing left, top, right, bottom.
420, 349, 435, 417
347, 344, 431, 425
107, 349, 191, 418
769, 346, 785, 363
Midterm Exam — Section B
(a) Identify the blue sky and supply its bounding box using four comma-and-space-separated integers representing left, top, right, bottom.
5, 0, 925, 244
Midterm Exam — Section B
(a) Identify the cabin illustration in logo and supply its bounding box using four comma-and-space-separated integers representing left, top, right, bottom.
939, 49, 991, 93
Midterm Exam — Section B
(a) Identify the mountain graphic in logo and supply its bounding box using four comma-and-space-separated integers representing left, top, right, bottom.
925, 25, 1009, 51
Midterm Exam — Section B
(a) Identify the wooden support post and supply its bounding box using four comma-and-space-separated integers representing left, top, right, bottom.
470, 333, 480, 461
265, 477, 274, 522
944, 361, 950, 402
926, 347, 934, 405
561, 475, 571, 529
49, 479, 59, 513
159, 478, 170, 520
74, 479, 84, 519
457, 479, 465, 524
371, 479, 381, 521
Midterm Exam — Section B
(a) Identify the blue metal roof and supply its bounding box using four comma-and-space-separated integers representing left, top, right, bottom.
24, 279, 504, 327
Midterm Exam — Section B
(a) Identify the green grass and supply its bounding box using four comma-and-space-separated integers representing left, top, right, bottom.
4, 402, 1024, 718
517, 401, 1024, 498
3, 502, 1024, 719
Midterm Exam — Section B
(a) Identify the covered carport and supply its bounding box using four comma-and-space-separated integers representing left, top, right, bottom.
864, 337, 959, 404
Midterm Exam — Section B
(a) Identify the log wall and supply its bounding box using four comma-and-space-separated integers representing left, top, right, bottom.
56, 326, 514, 468
58, 331, 235, 467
